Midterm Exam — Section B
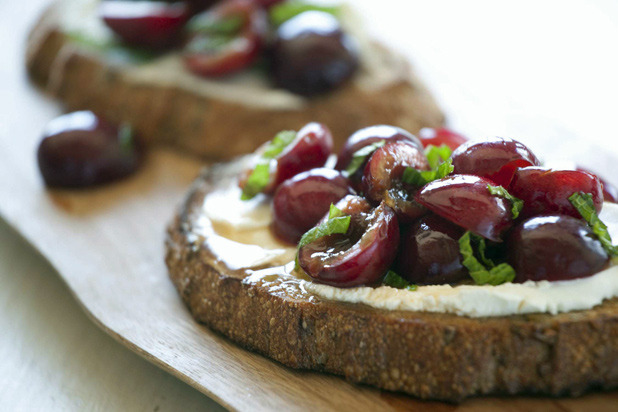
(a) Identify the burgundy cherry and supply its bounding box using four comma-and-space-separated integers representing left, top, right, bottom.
577, 167, 618, 203
298, 196, 400, 287
509, 167, 603, 218
100, 1, 190, 50
415, 174, 514, 242
272, 168, 351, 243
418, 127, 467, 151
37, 111, 142, 188
507, 215, 609, 282
396, 214, 467, 285
451, 137, 541, 186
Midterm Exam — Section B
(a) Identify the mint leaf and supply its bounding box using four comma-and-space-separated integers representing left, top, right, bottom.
487, 185, 524, 219
459, 231, 516, 285
425, 144, 452, 169
188, 14, 243, 35
569, 192, 618, 257
269, 1, 340, 26
345, 140, 386, 176
402, 158, 454, 187
241, 131, 296, 200
295, 204, 351, 272
383, 270, 417, 291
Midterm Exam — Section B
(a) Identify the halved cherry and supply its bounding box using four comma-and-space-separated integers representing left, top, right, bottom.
183, 0, 267, 77
418, 127, 468, 151
509, 167, 603, 218
415, 174, 513, 242
507, 215, 609, 282
396, 214, 467, 285
362, 141, 429, 222
239, 122, 333, 195
577, 167, 618, 203
272, 168, 351, 243
298, 196, 400, 287
100, 1, 190, 50
451, 137, 541, 185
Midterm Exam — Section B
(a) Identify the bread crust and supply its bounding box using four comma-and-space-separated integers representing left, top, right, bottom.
165, 159, 618, 401
26, 1, 445, 159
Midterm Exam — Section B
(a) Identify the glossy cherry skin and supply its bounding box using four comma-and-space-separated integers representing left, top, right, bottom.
37, 111, 142, 188
510, 167, 603, 219
577, 167, 618, 203
418, 127, 468, 151
396, 214, 467, 285
100, 1, 190, 50
271, 11, 359, 96
184, 0, 267, 77
451, 137, 541, 186
362, 142, 429, 222
298, 197, 400, 287
239, 122, 333, 195
272, 168, 351, 243
507, 215, 609, 282
415, 174, 513, 242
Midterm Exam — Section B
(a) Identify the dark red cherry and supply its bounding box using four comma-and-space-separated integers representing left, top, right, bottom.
272, 168, 351, 243
37, 111, 142, 188
271, 11, 359, 96
396, 214, 467, 285
184, 0, 267, 77
100, 1, 190, 50
510, 167, 603, 218
298, 197, 400, 287
362, 142, 429, 222
577, 167, 618, 203
415, 174, 513, 242
418, 127, 468, 151
451, 137, 541, 186
507, 215, 609, 282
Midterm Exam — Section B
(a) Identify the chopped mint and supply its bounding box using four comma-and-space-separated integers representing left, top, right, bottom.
269, 1, 340, 26
66, 31, 156, 64
487, 185, 524, 219
424, 144, 452, 170
382, 270, 417, 291
241, 130, 297, 200
187, 14, 244, 35
345, 140, 386, 176
458, 231, 516, 285
295, 204, 351, 272
402, 158, 454, 187
569, 192, 618, 257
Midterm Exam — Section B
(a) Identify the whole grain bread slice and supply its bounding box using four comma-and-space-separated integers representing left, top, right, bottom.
165, 158, 618, 401
26, 0, 445, 159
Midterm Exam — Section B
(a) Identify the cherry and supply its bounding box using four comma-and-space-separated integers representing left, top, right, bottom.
186, 0, 218, 14
37, 111, 142, 188
362, 141, 429, 222
507, 215, 609, 282
184, 0, 267, 77
298, 196, 400, 287
577, 167, 618, 203
418, 127, 468, 151
100, 1, 190, 50
272, 168, 351, 243
451, 137, 541, 186
271, 11, 359, 95
509, 167, 603, 219
415, 174, 514, 242
239, 122, 333, 195
396, 214, 467, 285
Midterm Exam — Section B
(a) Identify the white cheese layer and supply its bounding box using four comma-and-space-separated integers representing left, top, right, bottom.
203, 182, 618, 317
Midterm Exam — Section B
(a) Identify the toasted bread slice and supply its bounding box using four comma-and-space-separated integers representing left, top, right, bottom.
165, 158, 618, 401
26, 0, 445, 158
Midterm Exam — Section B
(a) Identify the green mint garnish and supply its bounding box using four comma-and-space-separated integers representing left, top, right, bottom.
458, 231, 516, 285
383, 270, 417, 291
345, 140, 386, 176
118, 123, 134, 156
269, 1, 340, 26
295, 204, 351, 272
487, 184, 524, 219
402, 145, 454, 187
241, 130, 297, 200
569, 192, 618, 257
66, 31, 156, 64
187, 14, 244, 35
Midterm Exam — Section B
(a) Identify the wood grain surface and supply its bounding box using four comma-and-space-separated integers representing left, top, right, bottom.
2, 0, 618, 411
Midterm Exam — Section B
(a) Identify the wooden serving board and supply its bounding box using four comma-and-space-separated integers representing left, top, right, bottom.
2, 1, 618, 411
